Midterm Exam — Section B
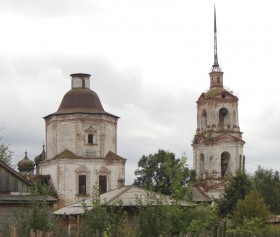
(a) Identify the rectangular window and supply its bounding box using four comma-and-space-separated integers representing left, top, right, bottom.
79, 175, 86, 195
99, 175, 107, 194
88, 134, 93, 144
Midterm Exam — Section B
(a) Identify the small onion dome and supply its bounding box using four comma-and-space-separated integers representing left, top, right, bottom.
34, 144, 46, 164
18, 151, 35, 172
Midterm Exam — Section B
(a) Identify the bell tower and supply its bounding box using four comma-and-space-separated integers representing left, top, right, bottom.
192, 7, 245, 179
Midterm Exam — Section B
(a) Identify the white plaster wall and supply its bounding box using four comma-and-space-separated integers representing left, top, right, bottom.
197, 100, 239, 133
45, 114, 117, 160
40, 159, 125, 207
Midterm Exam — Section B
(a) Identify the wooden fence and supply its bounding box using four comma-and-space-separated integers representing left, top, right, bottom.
2, 223, 280, 237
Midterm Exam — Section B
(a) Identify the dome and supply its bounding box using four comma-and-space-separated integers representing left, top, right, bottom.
56, 88, 105, 114
34, 145, 46, 164
18, 152, 35, 172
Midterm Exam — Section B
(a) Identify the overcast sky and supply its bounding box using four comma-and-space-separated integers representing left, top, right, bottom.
0, 0, 280, 184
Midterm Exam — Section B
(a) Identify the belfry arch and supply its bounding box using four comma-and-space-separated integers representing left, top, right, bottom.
199, 153, 205, 175
201, 109, 207, 129
221, 152, 230, 177
219, 107, 229, 128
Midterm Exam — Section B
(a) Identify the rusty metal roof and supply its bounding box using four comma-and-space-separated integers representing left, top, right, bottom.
0, 194, 57, 203
45, 88, 118, 118
57, 88, 105, 113
54, 185, 192, 215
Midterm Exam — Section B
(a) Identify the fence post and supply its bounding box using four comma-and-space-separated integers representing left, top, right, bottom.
221, 221, 226, 237
212, 223, 218, 237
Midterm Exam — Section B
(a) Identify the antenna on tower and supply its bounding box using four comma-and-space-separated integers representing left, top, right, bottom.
212, 5, 220, 71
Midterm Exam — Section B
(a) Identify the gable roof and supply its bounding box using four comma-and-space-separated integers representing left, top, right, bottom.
56, 149, 78, 159
105, 151, 126, 161
54, 185, 192, 215
0, 161, 33, 187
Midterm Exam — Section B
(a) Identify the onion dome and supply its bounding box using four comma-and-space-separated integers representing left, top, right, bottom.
34, 144, 46, 164
18, 151, 35, 173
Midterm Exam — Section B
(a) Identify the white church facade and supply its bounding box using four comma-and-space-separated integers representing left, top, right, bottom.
36, 73, 126, 208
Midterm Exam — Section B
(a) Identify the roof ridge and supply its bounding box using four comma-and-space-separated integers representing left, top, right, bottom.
105, 185, 133, 204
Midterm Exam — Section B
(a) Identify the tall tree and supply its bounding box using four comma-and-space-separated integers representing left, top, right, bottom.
232, 189, 271, 225
0, 132, 14, 167
253, 166, 280, 214
134, 149, 194, 199
218, 171, 252, 217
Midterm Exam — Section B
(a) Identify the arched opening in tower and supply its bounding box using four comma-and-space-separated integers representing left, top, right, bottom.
201, 109, 207, 130
219, 107, 229, 129
199, 153, 205, 176
221, 151, 230, 177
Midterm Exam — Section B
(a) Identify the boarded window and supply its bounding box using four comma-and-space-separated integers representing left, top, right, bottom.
99, 175, 107, 194
79, 175, 86, 195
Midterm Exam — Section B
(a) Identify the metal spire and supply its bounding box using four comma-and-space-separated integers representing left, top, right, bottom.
212, 5, 220, 70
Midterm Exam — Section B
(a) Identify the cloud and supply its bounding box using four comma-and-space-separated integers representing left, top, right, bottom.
0, 0, 99, 17
0, 52, 196, 183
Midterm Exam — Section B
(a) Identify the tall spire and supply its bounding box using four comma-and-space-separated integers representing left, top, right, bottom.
212, 5, 220, 70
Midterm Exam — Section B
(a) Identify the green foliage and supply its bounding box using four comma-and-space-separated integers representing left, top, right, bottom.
218, 171, 252, 217
232, 189, 271, 225
186, 204, 219, 234
82, 186, 128, 235
227, 217, 267, 235
16, 184, 53, 232
0, 132, 14, 167
253, 166, 280, 214
134, 149, 194, 200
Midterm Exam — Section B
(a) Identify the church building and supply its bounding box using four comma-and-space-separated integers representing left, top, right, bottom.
192, 8, 245, 179
35, 73, 126, 207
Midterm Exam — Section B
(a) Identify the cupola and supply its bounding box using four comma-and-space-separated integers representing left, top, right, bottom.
18, 151, 35, 175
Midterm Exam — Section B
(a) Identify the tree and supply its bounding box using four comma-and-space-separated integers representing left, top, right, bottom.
218, 171, 252, 217
134, 149, 194, 199
232, 189, 271, 226
252, 166, 280, 214
16, 184, 53, 232
0, 132, 14, 167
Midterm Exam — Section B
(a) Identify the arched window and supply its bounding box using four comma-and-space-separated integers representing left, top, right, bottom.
221, 152, 230, 177
98, 166, 110, 194
199, 153, 205, 175
201, 109, 207, 129
219, 108, 229, 128
76, 166, 89, 195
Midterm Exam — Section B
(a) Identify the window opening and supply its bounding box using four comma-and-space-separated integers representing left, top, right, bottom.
221, 152, 230, 177
99, 175, 107, 194
78, 175, 86, 195
82, 79, 85, 88
88, 134, 93, 144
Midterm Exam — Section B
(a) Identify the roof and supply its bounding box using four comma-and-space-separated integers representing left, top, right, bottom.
54, 185, 192, 215
105, 151, 126, 161
17, 152, 35, 171
192, 181, 225, 202
0, 194, 57, 203
0, 161, 33, 186
45, 88, 118, 118
192, 185, 212, 202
